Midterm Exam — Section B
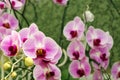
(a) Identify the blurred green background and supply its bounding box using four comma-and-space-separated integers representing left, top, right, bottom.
1, 0, 120, 80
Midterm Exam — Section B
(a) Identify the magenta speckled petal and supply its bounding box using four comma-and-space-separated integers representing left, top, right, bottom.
29, 23, 39, 34
0, 31, 21, 57
23, 38, 36, 58
86, 26, 113, 50
51, 47, 62, 64
67, 41, 85, 60
0, 13, 18, 30
44, 37, 59, 59
63, 16, 85, 41
19, 28, 29, 43
33, 65, 46, 80
69, 60, 80, 78
93, 70, 103, 80
111, 62, 120, 80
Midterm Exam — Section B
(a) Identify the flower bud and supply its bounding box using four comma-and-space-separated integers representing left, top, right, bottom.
24, 57, 34, 67
84, 10, 94, 22
11, 71, 17, 78
3, 62, 11, 70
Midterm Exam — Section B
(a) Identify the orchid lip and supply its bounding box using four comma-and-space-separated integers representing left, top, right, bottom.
100, 53, 108, 61
0, 4, 4, 9
57, 0, 62, 3
36, 49, 46, 58
93, 38, 101, 46
117, 71, 120, 78
23, 38, 27, 43
77, 69, 85, 77
46, 71, 55, 79
2, 23, 10, 29
73, 51, 79, 60
70, 30, 78, 38
8, 45, 17, 56
12, 1, 16, 8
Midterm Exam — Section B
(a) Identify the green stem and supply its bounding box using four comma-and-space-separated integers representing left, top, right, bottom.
13, 10, 22, 29
59, 0, 70, 47
8, 0, 29, 27
58, 49, 68, 67
1, 55, 24, 80
101, 67, 111, 80
1, 54, 4, 80
15, 10, 29, 27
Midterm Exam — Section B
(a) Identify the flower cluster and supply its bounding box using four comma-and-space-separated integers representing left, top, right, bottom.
0, 18, 62, 79
63, 16, 91, 78
0, 1, 62, 79
86, 26, 113, 79
0, 0, 25, 13
63, 15, 114, 79
22, 23, 62, 80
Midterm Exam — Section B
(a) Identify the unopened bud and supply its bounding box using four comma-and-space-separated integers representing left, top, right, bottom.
11, 71, 17, 78
3, 62, 11, 70
84, 10, 94, 22
24, 57, 34, 67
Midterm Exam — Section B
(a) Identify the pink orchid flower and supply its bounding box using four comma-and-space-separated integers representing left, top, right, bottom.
19, 23, 39, 43
111, 62, 120, 80
90, 48, 110, 69
23, 31, 59, 64
33, 64, 61, 80
86, 26, 113, 50
63, 16, 85, 41
33, 46, 62, 67
67, 40, 85, 60
53, 0, 68, 5
69, 59, 91, 78
93, 69, 103, 80
5, 0, 25, 10
0, 31, 21, 56
0, 13, 18, 30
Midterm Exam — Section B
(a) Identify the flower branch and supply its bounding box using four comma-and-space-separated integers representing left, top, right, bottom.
1, 55, 24, 80
59, 0, 70, 47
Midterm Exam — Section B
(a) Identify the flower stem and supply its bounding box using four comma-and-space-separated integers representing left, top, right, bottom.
101, 67, 111, 80
59, 0, 70, 47
58, 49, 68, 67
8, 0, 29, 28
1, 55, 24, 80
1, 54, 4, 80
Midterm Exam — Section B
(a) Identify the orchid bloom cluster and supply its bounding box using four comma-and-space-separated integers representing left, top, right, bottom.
0, 0, 25, 14
0, 1, 62, 80
87, 26, 113, 80
63, 15, 118, 80
0, 14, 62, 80
22, 23, 62, 80
63, 16, 91, 78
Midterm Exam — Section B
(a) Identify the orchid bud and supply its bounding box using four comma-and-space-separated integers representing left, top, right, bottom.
11, 71, 17, 78
84, 10, 94, 22
24, 57, 34, 67
3, 62, 11, 70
